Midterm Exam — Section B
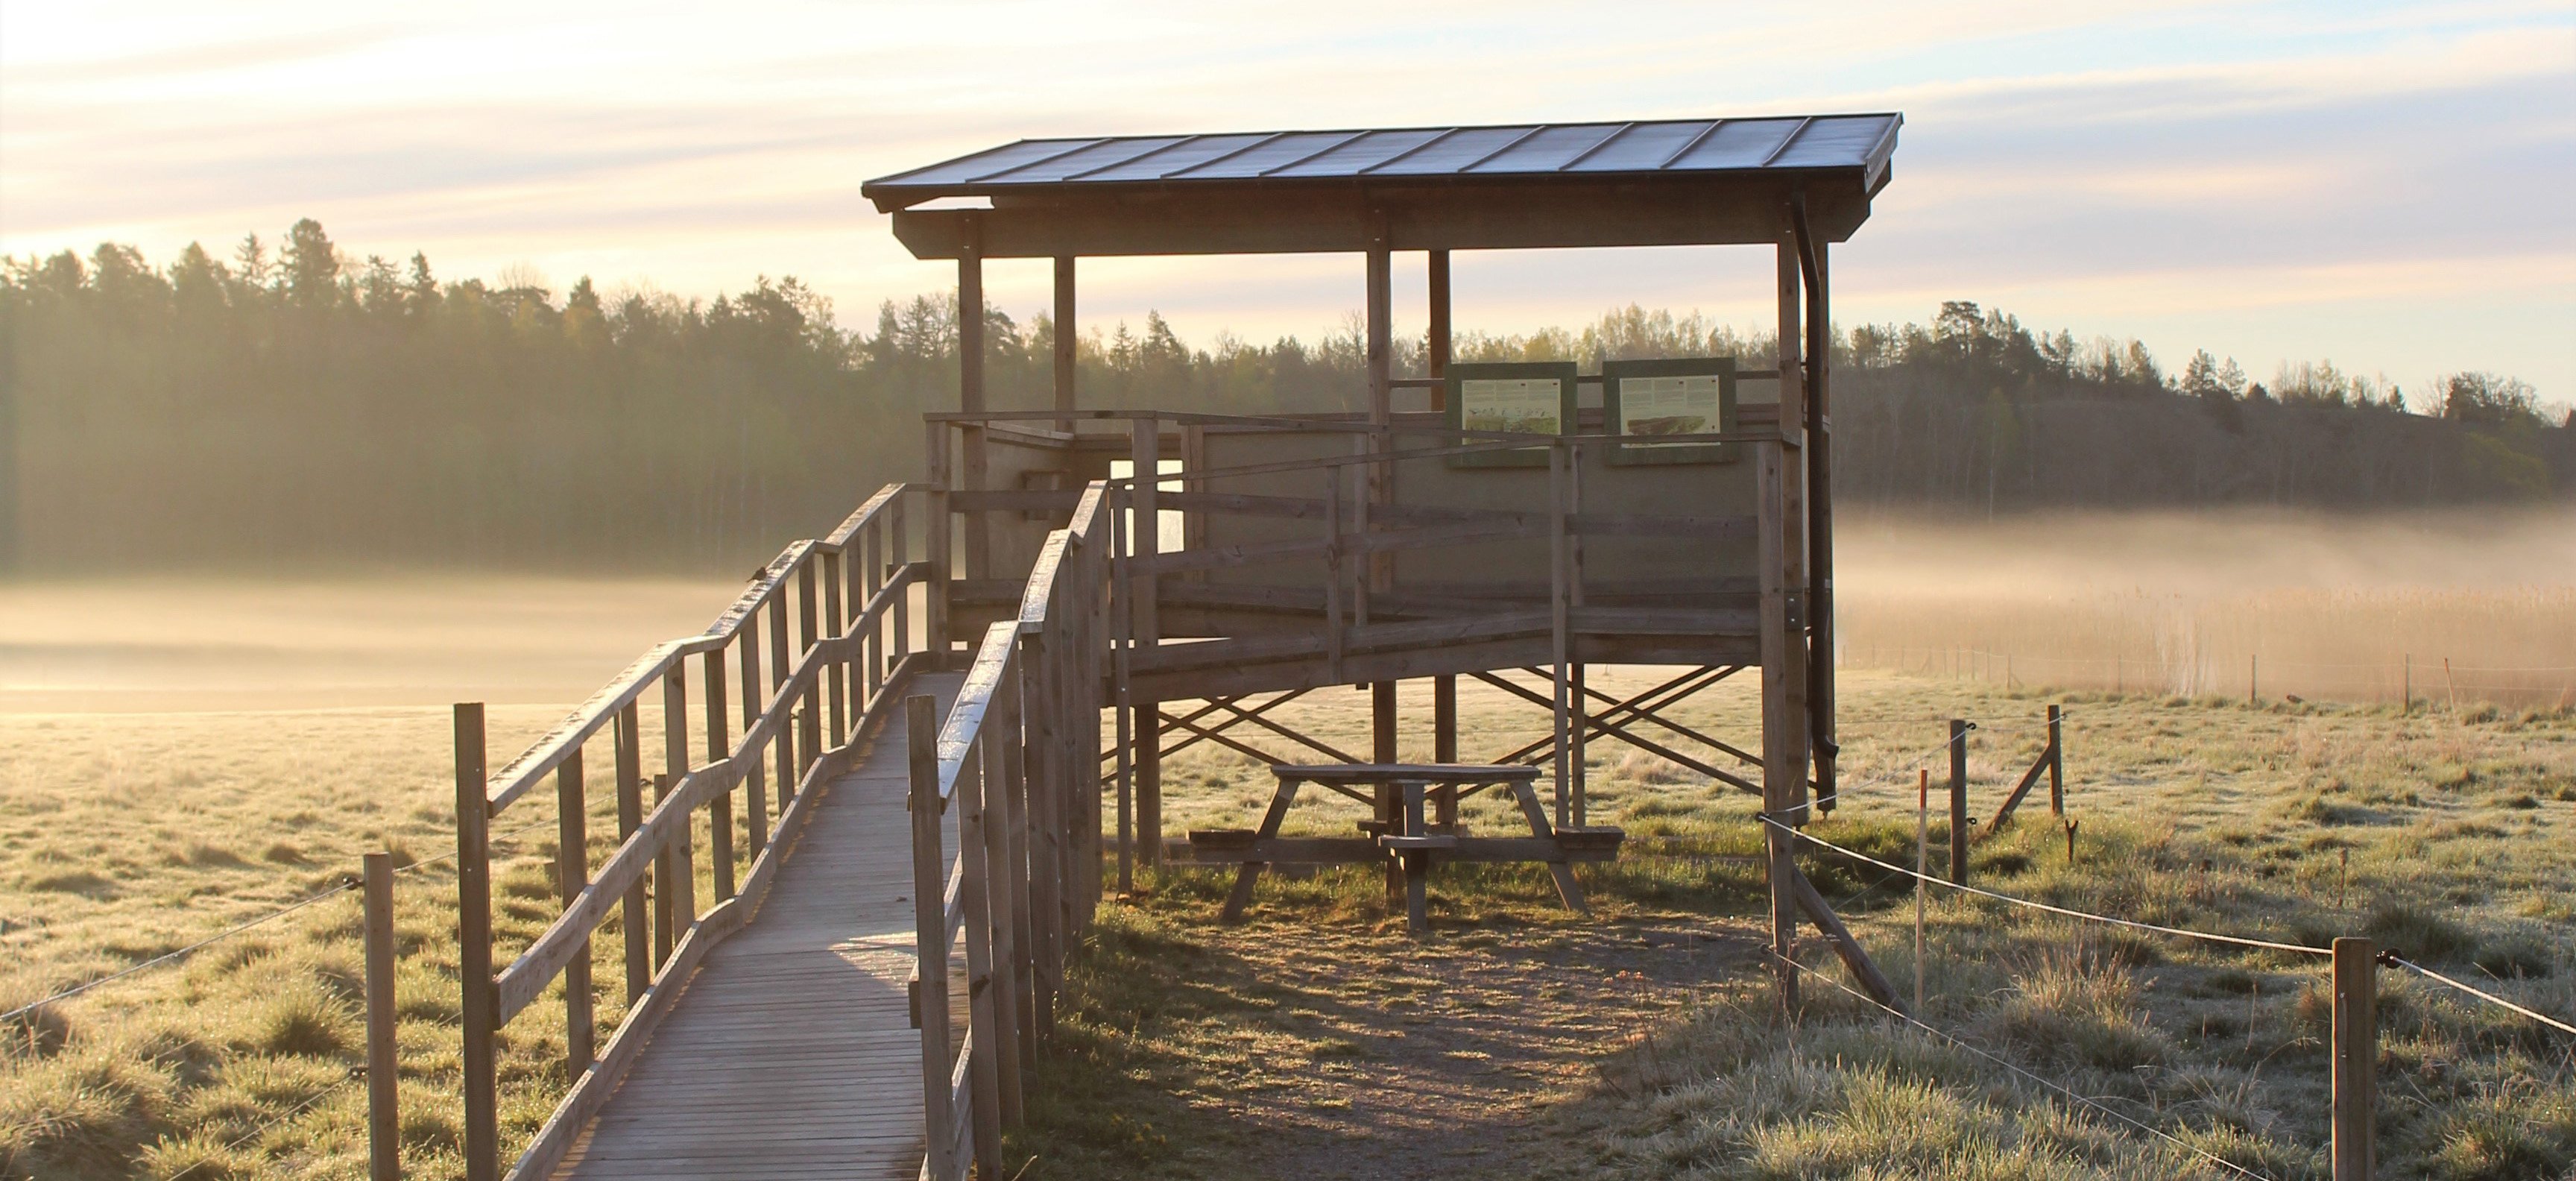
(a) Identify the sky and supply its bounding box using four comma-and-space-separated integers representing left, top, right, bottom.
4, 1, 2572, 401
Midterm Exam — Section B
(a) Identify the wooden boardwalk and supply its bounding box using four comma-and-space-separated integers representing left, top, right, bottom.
552, 672, 962, 1180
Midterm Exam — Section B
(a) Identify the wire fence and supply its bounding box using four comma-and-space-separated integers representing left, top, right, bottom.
3, 807, 569, 1026
1843, 643, 2575, 708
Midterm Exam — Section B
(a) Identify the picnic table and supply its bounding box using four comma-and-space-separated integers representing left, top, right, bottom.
1184, 763, 1623, 933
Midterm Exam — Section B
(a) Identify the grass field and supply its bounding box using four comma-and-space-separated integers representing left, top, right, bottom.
2, 515, 2569, 1180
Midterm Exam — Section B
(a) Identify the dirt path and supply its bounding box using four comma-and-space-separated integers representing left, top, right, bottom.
1158, 913, 1763, 1180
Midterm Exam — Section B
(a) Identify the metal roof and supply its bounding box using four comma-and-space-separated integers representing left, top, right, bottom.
864, 114, 1901, 211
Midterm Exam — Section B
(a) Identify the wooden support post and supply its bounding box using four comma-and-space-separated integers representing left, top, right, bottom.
362, 851, 400, 1181
926, 422, 951, 661
1549, 445, 1571, 829
1377, 681, 1402, 902
2332, 936, 2377, 1181
1801, 229, 1838, 815
555, 749, 593, 1074
862, 523, 884, 702
1757, 444, 1805, 1017
1570, 661, 1588, 830
959, 215, 989, 585
1053, 256, 1076, 434
2047, 704, 2064, 816
1111, 492, 1133, 894
1433, 675, 1457, 763
452, 704, 497, 1181
1948, 719, 1970, 884
1130, 421, 1161, 869
905, 696, 956, 1181
798, 562, 823, 768
703, 650, 734, 900
1428, 247, 1457, 751
614, 704, 647, 1004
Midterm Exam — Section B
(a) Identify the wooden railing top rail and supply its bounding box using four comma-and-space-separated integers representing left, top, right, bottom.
484, 482, 918, 812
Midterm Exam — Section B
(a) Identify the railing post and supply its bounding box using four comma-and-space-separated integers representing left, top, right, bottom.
928, 422, 953, 663
906, 696, 956, 1181
662, 667, 694, 935
1755, 443, 1799, 1017
453, 703, 498, 1181
1948, 719, 1969, 884
863, 520, 885, 700
768, 588, 793, 810
704, 649, 736, 900
891, 494, 912, 673
1000, 654, 1040, 1077
363, 851, 400, 1181
614, 703, 648, 1004
958, 740, 1006, 1176
651, 772, 676, 967
739, 621, 768, 863
824, 547, 848, 745
2333, 936, 2377, 1181
555, 748, 593, 1074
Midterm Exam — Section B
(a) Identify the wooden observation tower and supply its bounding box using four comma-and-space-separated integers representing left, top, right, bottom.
437, 113, 1907, 1181
864, 111, 1904, 986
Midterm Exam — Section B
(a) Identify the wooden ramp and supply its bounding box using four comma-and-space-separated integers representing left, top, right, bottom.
552, 672, 963, 1180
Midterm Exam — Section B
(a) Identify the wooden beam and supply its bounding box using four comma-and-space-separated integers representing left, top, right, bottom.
889, 177, 1878, 258
1052, 256, 1076, 434
1784, 859, 1907, 1014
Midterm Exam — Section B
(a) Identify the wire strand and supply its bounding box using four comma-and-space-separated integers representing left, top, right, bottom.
5, 806, 569, 1023
1771, 951, 2273, 1181
3, 881, 358, 1023
1759, 816, 2332, 958
2388, 955, 2576, 1036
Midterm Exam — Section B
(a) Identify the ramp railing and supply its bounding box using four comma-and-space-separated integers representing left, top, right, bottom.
909, 481, 1112, 1181
443, 481, 937, 1181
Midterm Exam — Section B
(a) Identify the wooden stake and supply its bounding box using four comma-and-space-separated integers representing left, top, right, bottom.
363, 851, 400, 1181
2332, 936, 2377, 1180
1914, 769, 1927, 1018
1948, 719, 1969, 884
2046, 704, 2063, 816
453, 703, 496, 1181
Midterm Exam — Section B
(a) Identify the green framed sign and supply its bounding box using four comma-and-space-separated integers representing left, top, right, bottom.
1601, 356, 1737, 464
1444, 361, 1577, 468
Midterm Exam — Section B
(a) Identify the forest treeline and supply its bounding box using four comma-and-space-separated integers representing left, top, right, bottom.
1, 221, 2565, 571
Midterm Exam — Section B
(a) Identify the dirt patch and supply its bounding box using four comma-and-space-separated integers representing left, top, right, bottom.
1102, 906, 1761, 1180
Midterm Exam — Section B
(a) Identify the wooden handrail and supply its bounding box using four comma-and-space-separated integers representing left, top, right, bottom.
485, 485, 919, 812
911, 482, 1111, 1181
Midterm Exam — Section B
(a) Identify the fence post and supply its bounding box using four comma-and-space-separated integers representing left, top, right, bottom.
363, 851, 400, 1181
2047, 704, 2064, 816
453, 703, 498, 1181
2332, 936, 2377, 1181
906, 696, 956, 1181
1948, 719, 1969, 883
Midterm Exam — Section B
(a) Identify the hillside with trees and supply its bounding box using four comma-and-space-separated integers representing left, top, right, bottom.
1, 221, 2563, 571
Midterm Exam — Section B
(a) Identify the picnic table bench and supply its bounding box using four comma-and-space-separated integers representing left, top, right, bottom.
1184, 763, 1624, 932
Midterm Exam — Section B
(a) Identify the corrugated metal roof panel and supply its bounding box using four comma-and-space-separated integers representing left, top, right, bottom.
1670, 118, 1808, 170
980, 136, 1190, 183
1465, 122, 1627, 172
1565, 120, 1713, 171
1073, 132, 1277, 181
862, 114, 1901, 206
1170, 130, 1369, 178
1269, 127, 1450, 177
